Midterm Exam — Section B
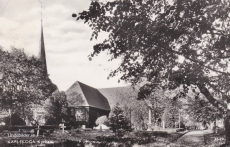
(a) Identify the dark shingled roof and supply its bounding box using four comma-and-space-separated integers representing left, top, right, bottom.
65, 81, 110, 111
99, 86, 139, 108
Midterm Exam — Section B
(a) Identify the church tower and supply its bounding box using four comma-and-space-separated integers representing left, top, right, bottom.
39, 20, 48, 78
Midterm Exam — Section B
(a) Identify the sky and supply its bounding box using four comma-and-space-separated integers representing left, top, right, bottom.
0, 0, 128, 91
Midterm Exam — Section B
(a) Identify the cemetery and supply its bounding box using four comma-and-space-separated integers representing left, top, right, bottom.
1, 0, 230, 146
0, 123, 188, 146
0, 64, 225, 146
0, 95, 222, 147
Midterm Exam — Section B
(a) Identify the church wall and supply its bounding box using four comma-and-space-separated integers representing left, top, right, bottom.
70, 107, 110, 128
70, 106, 89, 128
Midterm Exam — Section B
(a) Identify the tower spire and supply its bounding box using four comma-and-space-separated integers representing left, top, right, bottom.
39, 2, 48, 78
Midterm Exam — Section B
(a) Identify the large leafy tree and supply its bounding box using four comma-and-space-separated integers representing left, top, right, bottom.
44, 91, 71, 125
74, 0, 230, 144
138, 85, 179, 121
105, 86, 149, 130
66, 92, 86, 107
0, 47, 56, 124
184, 87, 223, 129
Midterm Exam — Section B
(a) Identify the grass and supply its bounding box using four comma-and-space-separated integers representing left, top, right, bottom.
204, 131, 226, 147
0, 129, 194, 146
169, 131, 189, 142
50, 129, 189, 146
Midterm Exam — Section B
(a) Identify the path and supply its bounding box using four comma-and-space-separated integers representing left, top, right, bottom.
173, 130, 212, 147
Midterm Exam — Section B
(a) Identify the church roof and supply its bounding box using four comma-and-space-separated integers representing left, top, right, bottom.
65, 81, 111, 111
39, 23, 48, 77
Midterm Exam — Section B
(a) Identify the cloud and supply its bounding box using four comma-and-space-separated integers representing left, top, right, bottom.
0, 0, 129, 91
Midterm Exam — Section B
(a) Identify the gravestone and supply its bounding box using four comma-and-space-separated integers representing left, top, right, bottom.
59, 123, 66, 133
147, 103, 152, 131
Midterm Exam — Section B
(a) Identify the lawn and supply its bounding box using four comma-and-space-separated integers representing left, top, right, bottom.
204, 131, 225, 147
50, 129, 188, 146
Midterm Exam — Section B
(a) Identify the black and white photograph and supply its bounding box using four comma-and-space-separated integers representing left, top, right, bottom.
0, 0, 230, 146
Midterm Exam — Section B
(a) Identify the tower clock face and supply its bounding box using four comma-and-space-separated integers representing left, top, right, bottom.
75, 109, 85, 121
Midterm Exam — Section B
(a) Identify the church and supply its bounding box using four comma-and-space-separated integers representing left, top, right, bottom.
33, 19, 111, 128
65, 81, 110, 128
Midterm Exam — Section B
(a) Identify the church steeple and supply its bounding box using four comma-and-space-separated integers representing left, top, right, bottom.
39, 19, 48, 78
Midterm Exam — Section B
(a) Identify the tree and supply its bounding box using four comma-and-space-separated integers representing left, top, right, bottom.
138, 84, 185, 129
0, 47, 56, 125
95, 115, 109, 126
44, 91, 71, 125
122, 98, 148, 130
109, 103, 131, 136
66, 92, 86, 107
184, 87, 223, 130
109, 86, 149, 130
4, 113, 26, 126
74, 0, 230, 144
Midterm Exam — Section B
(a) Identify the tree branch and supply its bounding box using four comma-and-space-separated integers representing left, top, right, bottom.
197, 83, 226, 113
166, 47, 230, 76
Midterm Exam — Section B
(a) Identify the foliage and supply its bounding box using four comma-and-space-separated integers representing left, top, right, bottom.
96, 134, 154, 145
99, 86, 149, 130
138, 85, 184, 128
109, 103, 131, 135
75, 0, 230, 143
95, 115, 109, 125
0, 47, 57, 122
75, 0, 230, 111
116, 87, 148, 130
66, 92, 86, 107
184, 87, 222, 124
106, 86, 175, 130
126, 100, 148, 130
3, 113, 26, 126
44, 91, 74, 125
66, 92, 86, 126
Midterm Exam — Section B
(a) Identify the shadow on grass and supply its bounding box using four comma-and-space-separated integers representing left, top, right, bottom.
204, 132, 225, 147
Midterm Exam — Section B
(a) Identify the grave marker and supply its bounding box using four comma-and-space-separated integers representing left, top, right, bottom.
59, 123, 66, 133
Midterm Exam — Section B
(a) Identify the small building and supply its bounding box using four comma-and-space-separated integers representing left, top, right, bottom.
65, 81, 111, 128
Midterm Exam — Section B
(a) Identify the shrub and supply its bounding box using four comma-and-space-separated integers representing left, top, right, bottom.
3, 113, 26, 126
109, 103, 131, 136
95, 115, 109, 126
0, 126, 8, 133
176, 128, 186, 132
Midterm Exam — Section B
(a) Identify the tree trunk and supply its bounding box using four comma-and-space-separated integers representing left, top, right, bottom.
224, 115, 230, 145
213, 119, 217, 133
37, 125, 40, 137
22, 104, 26, 122
10, 96, 12, 128
9, 108, 12, 127
197, 84, 230, 144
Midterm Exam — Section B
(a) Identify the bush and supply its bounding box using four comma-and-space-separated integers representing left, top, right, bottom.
40, 125, 58, 130
175, 122, 186, 128
3, 113, 26, 126
96, 135, 154, 145
95, 115, 109, 126
135, 131, 169, 138
176, 128, 186, 132
109, 104, 131, 135
0, 126, 8, 133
